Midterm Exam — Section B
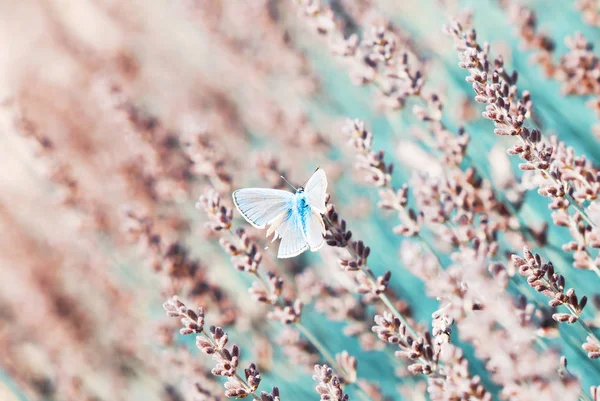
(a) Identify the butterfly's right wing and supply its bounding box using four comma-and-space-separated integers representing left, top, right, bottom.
232, 188, 294, 229
304, 209, 325, 251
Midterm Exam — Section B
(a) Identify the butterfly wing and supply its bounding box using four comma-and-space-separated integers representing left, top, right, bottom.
268, 209, 309, 258
232, 188, 294, 229
304, 168, 327, 213
304, 209, 325, 251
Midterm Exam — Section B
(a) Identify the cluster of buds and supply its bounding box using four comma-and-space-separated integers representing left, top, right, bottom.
183, 130, 233, 192
268, 299, 304, 325
372, 312, 437, 375
250, 271, 283, 305
504, 4, 556, 76
323, 198, 353, 248
313, 364, 349, 401
379, 184, 423, 237
124, 209, 238, 326
583, 336, 600, 359
556, 33, 600, 96
427, 340, 490, 401
219, 228, 263, 274
512, 247, 588, 324
356, 270, 391, 302
342, 119, 393, 187
339, 240, 371, 271
575, 0, 600, 27
164, 297, 274, 399
325, 202, 392, 302
196, 190, 233, 232
412, 93, 470, 167
295, 1, 423, 110
360, 26, 424, 110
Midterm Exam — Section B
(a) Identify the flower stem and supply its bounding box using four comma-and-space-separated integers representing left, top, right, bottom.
565, 192, 598, 231
377, 291, 418, 338
580, 388, 595, 401
323, 215, 421, 339
541, 277, 600, 349
295, 322, 346, 378
575, 314, 600, 347
416, 233, 445, 269
296, 323, 374, 401
251, 249, 372, 398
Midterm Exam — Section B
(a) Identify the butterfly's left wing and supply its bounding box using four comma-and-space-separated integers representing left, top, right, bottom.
232, 188, 294, 229
304, 168, 327, 213
267, 210, 309, 258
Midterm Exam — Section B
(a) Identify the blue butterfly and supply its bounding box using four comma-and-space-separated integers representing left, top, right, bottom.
232, 168, 328, 258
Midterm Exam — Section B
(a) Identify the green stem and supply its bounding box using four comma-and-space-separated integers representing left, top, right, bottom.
251, 268, 361, 388
540, 277, 600, 349
377, 291, 419, 339
534, 336, 548, 351
295, 323, 374, 401
565, 192, 598, 231
253, 271, 271, 294
416, 233, 445, 269
580, 390, 594, 401
575, 315, 600, 348
252, 250, 372, 399
463, 153, 542, 245
295, 323, 341, 375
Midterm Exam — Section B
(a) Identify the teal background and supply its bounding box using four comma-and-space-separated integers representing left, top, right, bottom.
280, 0, 600, 399
5, 1, 600, 400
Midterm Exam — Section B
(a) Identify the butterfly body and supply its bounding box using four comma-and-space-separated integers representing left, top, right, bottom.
294, 190, 310, 227
232, 169, 327, 258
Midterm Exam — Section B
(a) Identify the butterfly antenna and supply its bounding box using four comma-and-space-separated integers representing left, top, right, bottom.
280, 175, 297, 191
301, 166, 320, 188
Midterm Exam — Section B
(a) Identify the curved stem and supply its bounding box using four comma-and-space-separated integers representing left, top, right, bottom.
253, 271, 271, 293
540, 277, 600, 349
416, 233, 445, 268
295, 322, 353, 383
295, 316, 375, 401
377, 291, 418, 338
565, 192, 598, 231
251, 268, 358, 388
580, 391, 594, 401
577, 318, 600, 345
243, 242, 374, 398
463, 153, 543, 245
323, 215, 421, 339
